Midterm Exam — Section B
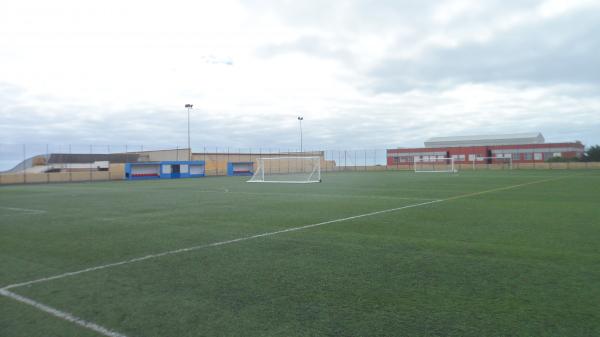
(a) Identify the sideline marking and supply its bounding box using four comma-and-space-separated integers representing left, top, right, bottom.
0, 288, 127, 337
1, 176, 566, 336
3, 177, 565, 291
3, 199, 441, 290
0, 206, 46, 214
195, 189, 437, 201
444, 177, 565, 201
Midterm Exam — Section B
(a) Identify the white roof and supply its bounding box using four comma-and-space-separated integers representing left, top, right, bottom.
425, 132, 545, 148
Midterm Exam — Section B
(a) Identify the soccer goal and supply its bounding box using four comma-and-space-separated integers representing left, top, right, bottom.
472, 157, 513, 170
414, 157, 457, 173
248, 157, 321, 183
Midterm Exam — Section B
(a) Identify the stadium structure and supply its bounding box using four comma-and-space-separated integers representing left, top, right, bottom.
387, 132, 585, 166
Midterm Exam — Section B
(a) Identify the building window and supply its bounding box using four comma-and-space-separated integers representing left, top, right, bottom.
534, 153, 543, 160
512, 153, 520, 160
524, 153, 533, 160
468, 154, 477, 161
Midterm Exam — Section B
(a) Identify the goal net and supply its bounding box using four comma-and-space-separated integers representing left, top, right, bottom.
248, 157, 321, 183
414, 157, 457, 173
472, 157, 513, 170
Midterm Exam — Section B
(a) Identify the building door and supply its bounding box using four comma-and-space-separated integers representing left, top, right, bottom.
486, 150, 493, 164
171, 164, 181, 178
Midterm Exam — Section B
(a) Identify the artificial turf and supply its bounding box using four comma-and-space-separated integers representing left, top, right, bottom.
1, 170, 599, 336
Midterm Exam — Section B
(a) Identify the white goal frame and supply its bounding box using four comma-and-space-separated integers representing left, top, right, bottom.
472, 157, 513, 170
414, 157, 457, 173
247, 156, 321, 183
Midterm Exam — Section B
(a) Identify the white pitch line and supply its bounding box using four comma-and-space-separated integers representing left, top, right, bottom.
0, 206, 46, 214
1, 176, 566, 337
2, 176, 565, 291
442, 176, 566, 201
3, 199, 442, 290
0, 288, 128, 337
196, 189, 437, 201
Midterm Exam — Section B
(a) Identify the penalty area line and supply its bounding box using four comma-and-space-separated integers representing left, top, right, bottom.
0, 206, 47, 214
0, 288, 128, 337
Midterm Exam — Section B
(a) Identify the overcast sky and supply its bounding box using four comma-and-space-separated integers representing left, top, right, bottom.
1, 0, 599, 152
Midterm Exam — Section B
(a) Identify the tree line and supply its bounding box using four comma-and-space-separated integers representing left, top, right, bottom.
546, 145, 600, 162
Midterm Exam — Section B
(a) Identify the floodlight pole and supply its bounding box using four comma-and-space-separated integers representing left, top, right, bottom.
297, 116, 303, 153
185, 104, 193, 160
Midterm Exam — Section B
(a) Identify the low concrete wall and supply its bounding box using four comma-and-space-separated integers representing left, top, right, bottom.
512, 162, 600, 170
0, 165, 126, 185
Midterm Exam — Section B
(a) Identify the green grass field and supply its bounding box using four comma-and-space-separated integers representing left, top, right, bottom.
1, 170, 600, 337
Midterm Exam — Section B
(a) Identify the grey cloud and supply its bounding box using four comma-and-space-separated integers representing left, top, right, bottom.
368, 10, 600, 92
0, 83, 305, 149
247, 0, 600, 91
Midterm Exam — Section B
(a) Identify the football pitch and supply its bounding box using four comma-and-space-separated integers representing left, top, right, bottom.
1, 170, 599, 337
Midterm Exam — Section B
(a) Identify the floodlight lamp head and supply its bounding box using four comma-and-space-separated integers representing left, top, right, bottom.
298, 116, 303, 120
185, 104, 193, 108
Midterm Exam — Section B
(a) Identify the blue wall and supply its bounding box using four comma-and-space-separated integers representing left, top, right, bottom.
125, 161, 205, 180
227, 162, 254, 176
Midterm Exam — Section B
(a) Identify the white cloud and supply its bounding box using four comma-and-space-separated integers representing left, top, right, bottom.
537, 0, 600, 18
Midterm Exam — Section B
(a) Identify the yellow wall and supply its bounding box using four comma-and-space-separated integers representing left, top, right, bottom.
192, 152, 328, 176
0, 165, 125, 185
139, 149, 191, 162
109, 164, 125, 180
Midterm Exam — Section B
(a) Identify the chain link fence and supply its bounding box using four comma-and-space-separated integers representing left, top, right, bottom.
1, 144, 599, 185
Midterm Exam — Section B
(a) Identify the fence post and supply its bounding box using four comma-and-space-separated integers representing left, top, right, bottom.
22, 144, 26, 184
108, 145, 111, 181
89, 144, 93, 182
374, 149, 377, 171
68, 144, 72, 182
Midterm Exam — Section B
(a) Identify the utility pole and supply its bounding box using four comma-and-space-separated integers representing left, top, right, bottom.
297, 116, 303, 153
185, 104, 193, 160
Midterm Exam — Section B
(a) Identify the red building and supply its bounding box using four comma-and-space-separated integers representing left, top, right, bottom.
387, 133, 585, 165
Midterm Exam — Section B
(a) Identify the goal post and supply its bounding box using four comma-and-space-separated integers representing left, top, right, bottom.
248, 157, 321, 183
472, 157, 513, 170
414, 157, 457, 173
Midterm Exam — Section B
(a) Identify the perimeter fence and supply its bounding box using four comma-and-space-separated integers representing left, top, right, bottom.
1, 144, 598, 185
